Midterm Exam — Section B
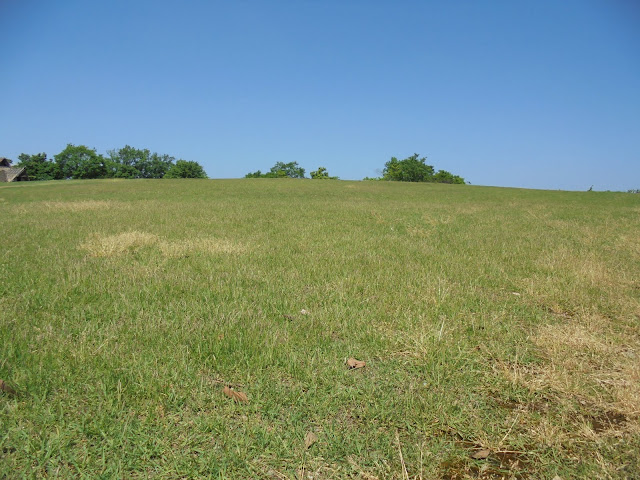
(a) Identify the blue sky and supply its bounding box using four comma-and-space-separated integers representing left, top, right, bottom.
1, 0, 638, 190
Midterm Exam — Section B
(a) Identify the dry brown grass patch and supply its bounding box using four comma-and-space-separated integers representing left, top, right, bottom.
536, 247, 616, 289
158, 238, 246, 257
422, 212, 452, 226
42, 200, 124, 211
407, 225, 433, 238
497, 314, 640, 435
80, 232, 246, 258
536, 317, 640, 416
10, 200, 126, 215
616, 234, 640, 260
80, 231, 159, 257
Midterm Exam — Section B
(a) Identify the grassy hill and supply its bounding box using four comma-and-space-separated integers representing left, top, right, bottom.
1, 179, 639, 478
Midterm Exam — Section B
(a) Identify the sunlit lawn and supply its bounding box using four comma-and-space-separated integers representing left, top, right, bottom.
1, 179, 639, 479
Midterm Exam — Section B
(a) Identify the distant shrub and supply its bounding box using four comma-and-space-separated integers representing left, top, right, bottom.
245, 161, 305, 178
432, 170, 466, 184
164, 160, 208, 179
310, 167, 338, 179
382, 153, 465, 184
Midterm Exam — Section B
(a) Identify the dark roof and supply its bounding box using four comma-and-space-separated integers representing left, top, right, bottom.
0, 158, 12, 167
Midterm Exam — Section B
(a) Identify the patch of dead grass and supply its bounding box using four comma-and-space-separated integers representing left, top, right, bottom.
536, 247, 616, 289
41, 200, 124, 211
407, 225, 433, 238
497, 314, 640, 435
80, 231, 159, 257
80, 232, 246, 258
422, 212, 452, 226
616, 234, 640, 260
536, 317, 640, 416
158, 237, 246, 257
9, 200, 127, 215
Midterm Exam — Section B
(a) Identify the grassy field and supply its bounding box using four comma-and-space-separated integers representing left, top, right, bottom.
1, 179, 639, 479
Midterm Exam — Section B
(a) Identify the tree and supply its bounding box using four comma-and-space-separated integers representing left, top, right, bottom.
245, 170, 264, 178
310, 167, 338, 179
245, 161, 306, 178
107, 145, 149, 178
383, 154, 434, 182
433, 170, 465, 184
16, 152, 59, 180
164, 159, 208, 179
269, 161, 305, 178
54, 144, 107, 179
146, 153, 175, 179
107, 146, 174, 178
381, 153, 465, 184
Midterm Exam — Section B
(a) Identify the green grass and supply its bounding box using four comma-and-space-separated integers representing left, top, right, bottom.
1, 179, 639, 479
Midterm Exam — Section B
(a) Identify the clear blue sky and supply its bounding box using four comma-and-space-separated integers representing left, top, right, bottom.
1, 0, 638, 190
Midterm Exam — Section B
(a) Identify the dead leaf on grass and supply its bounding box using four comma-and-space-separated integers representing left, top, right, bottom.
300, 309, 309, 315
304, 431, 318, 449
471, 449, 491, 459
223, 385, 248, 403
0, 379, 16, 395
347, 358, 366, 369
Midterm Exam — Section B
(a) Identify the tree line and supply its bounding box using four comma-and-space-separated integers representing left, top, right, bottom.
16, 144, 208, 180
15, 147, 465, 184
247, 154, 465, 183
244, 162, 339, 179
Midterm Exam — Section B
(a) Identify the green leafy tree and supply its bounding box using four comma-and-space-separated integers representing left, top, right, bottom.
164, 159, 208, 179
245, 170, 264, 178
433, 170, 465, 184
16, 152, 59, 180
381, 153, 465, 184
310, 167, 338, 179
54, 144, 107, 179
107, 145, 149, 178
382, 157, 402, 180
107, 146, 174, 178
383, 154, 434, 182
146, 153, 175, 179
269, 161, 305, 178
245, 161, 306, 178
